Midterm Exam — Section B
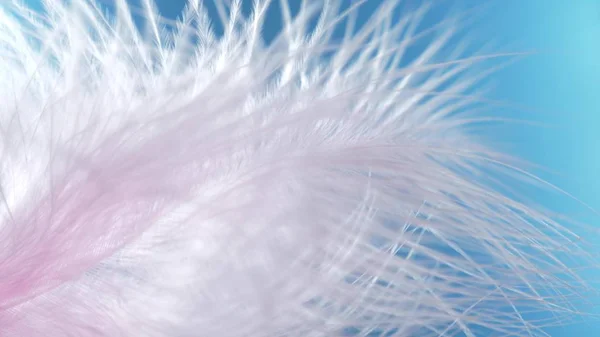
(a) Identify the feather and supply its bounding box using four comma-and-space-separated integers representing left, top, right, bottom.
0, 0, 593, 336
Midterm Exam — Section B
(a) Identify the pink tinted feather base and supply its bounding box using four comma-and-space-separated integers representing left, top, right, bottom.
0, 0, 596, 336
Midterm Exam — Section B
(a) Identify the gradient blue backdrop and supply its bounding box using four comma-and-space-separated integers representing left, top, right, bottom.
158, 1, 600, 335
117, 0, 600, 335
21, 0, 600, 335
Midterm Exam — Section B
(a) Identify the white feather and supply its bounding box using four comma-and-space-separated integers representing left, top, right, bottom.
0, 0, 594, 336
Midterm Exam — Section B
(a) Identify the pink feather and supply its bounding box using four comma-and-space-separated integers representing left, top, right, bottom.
0, 0, 595, 336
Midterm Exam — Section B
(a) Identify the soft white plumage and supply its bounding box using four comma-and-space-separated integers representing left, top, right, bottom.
0, 0, 594, 336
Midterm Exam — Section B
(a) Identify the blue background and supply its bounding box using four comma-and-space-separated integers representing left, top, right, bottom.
19, 0, 600, 335
151, 1, 600, 335
492, 1, 600, 335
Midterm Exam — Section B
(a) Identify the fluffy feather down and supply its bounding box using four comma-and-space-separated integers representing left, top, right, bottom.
0, 0, 594, 336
